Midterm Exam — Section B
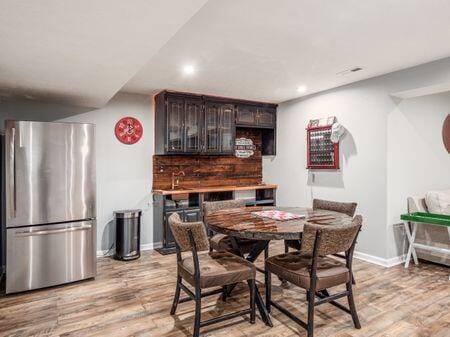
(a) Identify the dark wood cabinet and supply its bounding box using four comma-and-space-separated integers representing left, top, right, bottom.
154, 192, 202, 254
204, 101, 236, 154
219, 104, 235, 154
155, 91, 277, 155
164, 210, 183, 247
204, 102, 220, 153
236, 105, 258, 126
184, 209, 201, 222
184, 99, 203, 152
236, 105, 276, 128
257, 107, 276, 127
166, 96, 185, 153
161, 209, 201, 250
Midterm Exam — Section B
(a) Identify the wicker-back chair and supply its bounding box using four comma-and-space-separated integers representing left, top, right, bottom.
266, 216, 363, 337
168, 213, 256, 337
284, 199, 357, 252
203, 200, 260, 255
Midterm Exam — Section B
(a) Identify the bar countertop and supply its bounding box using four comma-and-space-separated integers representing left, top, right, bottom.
152, 184, 277, 195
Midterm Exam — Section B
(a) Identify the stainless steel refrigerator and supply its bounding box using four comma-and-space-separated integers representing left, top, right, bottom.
3, 120, 96, 294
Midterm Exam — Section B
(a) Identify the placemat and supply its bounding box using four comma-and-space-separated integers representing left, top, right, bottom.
252, 210, 305, 221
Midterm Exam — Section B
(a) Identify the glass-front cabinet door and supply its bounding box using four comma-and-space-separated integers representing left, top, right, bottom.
204, 103, 220, 153
257, 107, 276, 127
166, 97, 185, 152
219, 104, 235, 154
236, 104, 257, 126
184, 99, 202, 152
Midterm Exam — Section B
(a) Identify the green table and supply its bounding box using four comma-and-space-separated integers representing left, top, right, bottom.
400, 212, 450, 271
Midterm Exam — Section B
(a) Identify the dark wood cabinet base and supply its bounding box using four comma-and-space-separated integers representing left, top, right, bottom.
153, 186, 277, 254
155, 246, 177, 255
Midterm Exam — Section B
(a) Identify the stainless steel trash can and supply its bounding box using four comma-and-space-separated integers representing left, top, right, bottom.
114, 209, 142, 261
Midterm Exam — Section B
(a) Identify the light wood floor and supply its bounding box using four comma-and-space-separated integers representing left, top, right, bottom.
0, 242, 449, 337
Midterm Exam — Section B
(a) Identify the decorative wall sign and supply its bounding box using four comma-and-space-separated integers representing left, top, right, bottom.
235, 137, 256, 158
115, 117, 143, 144
443, 114, 450, 153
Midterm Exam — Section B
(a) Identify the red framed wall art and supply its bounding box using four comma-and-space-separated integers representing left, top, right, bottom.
306, 124, 340, 170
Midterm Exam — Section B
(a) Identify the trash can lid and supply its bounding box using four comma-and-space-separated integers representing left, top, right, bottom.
114, 209, 142, 219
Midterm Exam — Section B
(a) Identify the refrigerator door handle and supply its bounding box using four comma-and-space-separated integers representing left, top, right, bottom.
9, 127, 17, 218
14, 224, 92, 237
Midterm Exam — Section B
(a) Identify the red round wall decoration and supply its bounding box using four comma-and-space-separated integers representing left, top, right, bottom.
115, 117, 143, 145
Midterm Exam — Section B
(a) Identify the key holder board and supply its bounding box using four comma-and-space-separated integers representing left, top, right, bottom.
306, 125, 340, 170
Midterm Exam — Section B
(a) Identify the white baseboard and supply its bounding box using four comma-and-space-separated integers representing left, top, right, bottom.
96, 245, 406, 268
97, 242, 163, 257
385, 254, 407, 267
354, 251, 406, 268
141, 242, 163, 251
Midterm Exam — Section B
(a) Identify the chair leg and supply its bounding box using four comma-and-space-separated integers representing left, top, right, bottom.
193, 286, 202, 337
307, 290, 315, 337
345, 251, 356, 284
249, 278, 256, 324
265, 269, 272, 313
276, 246, 288, 286
170, 276, 182, 315
346, 281, 361, 329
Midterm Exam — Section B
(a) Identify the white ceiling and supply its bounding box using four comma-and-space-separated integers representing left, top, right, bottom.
124, 0, 450, 103
0, 0, 208, 107
1, 1, 450, 107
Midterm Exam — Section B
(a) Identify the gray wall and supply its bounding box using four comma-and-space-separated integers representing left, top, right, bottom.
263, 81, 390, 259
264, 57, 450, 261
59, 93, 155, 253
0, 93, 156, 254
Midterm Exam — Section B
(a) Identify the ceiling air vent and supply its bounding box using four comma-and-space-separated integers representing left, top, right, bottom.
336, 67, 363, 76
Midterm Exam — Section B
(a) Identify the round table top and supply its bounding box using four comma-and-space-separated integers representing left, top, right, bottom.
205, 206, 353, 240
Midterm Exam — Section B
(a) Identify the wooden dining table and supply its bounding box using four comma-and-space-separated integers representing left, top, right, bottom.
205, 206, 354, 327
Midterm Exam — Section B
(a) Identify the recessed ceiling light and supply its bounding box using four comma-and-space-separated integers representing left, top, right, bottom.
297, 85, 307, 93
183, 65, 195, 75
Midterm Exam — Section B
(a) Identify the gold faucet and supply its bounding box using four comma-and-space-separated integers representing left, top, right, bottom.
171, 170, 186, 190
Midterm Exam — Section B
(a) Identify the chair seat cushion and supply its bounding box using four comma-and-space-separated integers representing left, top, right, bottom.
179, 251, 256, 288
266, 251, 349, 290
210, 234, 259, 254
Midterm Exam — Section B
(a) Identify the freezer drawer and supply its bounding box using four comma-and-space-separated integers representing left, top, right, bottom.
6, 220, 96, 294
